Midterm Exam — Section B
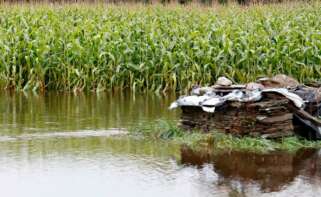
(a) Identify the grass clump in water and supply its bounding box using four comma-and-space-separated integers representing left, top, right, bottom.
130, 120, 185, 139
130, 120, 321, 153
209, 133, 321, 153
129, 120, 206, 146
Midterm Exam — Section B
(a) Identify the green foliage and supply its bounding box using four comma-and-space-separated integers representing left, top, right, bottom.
209, 133, 321, 153
0, 3, 320, 92
130, 119, 185, 139
130, 120, 321, 153
218, 0, 228, 5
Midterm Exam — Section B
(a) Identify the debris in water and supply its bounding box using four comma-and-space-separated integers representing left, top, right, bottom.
170, 75, 321, 139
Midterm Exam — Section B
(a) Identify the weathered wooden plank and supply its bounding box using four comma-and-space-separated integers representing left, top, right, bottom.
180, 99, 295, 138
256, 113, 293, 124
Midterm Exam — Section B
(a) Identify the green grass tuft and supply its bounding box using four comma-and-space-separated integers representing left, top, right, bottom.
130, 120, 321, 153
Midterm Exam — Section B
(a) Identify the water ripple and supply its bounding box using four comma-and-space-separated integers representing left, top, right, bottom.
0, 129, 128, 142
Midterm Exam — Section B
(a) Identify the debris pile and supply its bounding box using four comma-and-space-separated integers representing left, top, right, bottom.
170, 74, 321, 139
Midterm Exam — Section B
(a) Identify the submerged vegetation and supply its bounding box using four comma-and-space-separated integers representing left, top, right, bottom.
130, 120, 321, 152
0, 3, 320, 92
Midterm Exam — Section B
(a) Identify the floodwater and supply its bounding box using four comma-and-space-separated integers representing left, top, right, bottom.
0, 92, 320, 197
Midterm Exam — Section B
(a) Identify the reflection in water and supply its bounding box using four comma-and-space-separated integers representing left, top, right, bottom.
180, 146, 321, 196
0, 137, 212, 197
0, 134, 321, 197
0, 92, 321, 197
0, 91, 178, 134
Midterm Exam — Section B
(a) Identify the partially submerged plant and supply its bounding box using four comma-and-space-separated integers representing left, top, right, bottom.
130, 120, 321, 153
209, 133, 321, 153
129, 119, 185, 139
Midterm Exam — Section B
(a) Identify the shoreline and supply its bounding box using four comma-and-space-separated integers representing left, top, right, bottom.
129, 120, 321, 153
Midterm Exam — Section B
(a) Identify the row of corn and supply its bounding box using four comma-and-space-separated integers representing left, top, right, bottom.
0, 4, 320, 92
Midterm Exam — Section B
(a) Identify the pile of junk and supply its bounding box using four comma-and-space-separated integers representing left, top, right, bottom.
169, 74, 321, 139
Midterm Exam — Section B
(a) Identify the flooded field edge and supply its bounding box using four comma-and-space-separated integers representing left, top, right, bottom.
0, 91, 321, 197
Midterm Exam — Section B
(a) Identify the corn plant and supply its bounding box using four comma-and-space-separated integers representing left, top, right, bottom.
0, 3, 320, 92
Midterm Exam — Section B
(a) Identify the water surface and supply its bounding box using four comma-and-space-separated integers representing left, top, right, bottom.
0, 92, 320, 197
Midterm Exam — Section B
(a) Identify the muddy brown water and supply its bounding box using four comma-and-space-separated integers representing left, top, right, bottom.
0, 92, 320, 197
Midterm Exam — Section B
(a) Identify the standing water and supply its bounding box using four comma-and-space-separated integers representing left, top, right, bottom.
0, 92, 320, 197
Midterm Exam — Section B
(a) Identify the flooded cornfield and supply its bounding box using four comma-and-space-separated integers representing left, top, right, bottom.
0, 92, 320, 197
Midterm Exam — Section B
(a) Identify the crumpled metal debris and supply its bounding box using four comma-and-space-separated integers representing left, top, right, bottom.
169, 95, 211, 110
169, 88, 302, 112
262, 88, 305, 108
170, 75, 307, 112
